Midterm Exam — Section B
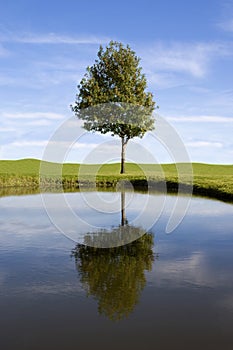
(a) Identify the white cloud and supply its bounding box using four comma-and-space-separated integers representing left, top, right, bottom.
0, 74, 17, 86
0, 44, 9, 56
145, 71, 184, 89
0, 32, 111, 45
46, 141, 99, 149
141, 41, 231, 78
10, 141, 48, 147
186, 141, 223, 148
166, 115, 233, 123
7, 140, 99, 149
218, 19, 233, 32
3, 112, 65, 120
0, 70, 81, 88
0, 127, 16, 132
26, 119, 53, 126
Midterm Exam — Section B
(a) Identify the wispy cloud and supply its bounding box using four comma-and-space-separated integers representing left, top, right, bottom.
141, 41, 231, 78
26, 119, 53, 126
0, 127, 16, 132
145, 71, 184, 89
0, 44, 9, 56
166, 115, 233, 123
10, 141, 47, 147
8, 140, 99, 149
218, 18, 233, 32
0, 74, 19, 86
3, 112, 65, 120
186, 141, 223, 148
0, 32, 111, 45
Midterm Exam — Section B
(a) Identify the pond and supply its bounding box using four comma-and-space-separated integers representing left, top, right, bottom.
0, 190, 233, 350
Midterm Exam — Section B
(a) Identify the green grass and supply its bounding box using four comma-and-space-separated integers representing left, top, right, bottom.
0, 158, 233, 202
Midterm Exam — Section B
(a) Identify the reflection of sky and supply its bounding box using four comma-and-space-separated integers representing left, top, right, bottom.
1, 193, 233, 282
1, 191, 233, 295
0, 192, 233, 347
1, 192, 233, 242
146, 196, 233, 323
1, 191, 165, 243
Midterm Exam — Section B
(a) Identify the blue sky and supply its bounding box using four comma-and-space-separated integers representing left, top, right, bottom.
0, 0, 233, 164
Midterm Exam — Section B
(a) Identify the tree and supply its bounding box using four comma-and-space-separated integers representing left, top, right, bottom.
71, 41, 156, 174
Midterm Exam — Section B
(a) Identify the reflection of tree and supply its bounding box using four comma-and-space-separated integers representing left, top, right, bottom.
0, 187, 40, 198
121, 190, 127, 226
71, 232, 154, 321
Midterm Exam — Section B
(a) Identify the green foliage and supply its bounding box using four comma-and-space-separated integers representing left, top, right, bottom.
71, 41, 156, 173
73, 103, 155, 140
72, 41, 155, 107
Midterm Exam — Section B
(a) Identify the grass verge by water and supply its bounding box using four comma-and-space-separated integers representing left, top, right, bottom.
0, 158, 233, 202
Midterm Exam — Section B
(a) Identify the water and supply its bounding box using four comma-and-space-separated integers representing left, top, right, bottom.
0, 190, 233, 349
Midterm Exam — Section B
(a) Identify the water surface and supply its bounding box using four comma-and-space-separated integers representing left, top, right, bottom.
0, 190, 233, 349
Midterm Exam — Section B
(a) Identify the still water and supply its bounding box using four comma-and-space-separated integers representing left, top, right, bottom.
0, 190, 233, 350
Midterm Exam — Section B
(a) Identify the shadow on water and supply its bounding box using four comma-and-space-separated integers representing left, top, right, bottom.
71, 190, 155, 321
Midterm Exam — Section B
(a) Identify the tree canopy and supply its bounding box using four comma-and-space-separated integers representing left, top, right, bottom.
71, 41, 156, 173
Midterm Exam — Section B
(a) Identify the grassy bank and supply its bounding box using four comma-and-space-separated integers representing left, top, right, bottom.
0, 158, 233, 202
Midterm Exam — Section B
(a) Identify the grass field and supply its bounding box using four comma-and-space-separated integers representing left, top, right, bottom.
0, 158, 233, 201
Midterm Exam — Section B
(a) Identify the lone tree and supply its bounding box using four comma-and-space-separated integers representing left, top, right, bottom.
71, 41, 156, 174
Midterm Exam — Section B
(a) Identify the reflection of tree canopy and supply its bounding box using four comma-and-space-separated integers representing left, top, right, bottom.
71, 233, 154, 321
80, 225, 148, 248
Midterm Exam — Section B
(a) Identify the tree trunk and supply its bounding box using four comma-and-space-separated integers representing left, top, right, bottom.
120, 137, 127, 174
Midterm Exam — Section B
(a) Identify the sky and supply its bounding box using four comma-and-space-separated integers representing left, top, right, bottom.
0, 0, 233, 164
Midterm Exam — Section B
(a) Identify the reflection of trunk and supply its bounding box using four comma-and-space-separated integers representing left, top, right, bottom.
120, 137, 128, 174
121, 191, 126, 226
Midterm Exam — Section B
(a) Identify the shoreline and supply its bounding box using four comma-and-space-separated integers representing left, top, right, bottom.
1, 159, 232, 203
0, 176, 232, 203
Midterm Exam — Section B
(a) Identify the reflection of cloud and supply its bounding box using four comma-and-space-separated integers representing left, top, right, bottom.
2, 193, 232, 243
159, 196, 233, 219
0, 263, 83, 297
13, 282, 83, 296
149, 251, 233, 289
0, 221, 56, 240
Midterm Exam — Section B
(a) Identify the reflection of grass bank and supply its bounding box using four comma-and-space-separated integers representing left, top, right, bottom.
0, 158, 233, 202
